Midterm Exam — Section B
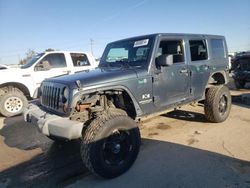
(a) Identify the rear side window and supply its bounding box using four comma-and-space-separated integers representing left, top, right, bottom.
211, 39, 225, 58
71, 53, 90, 66
189, 40, 208, 61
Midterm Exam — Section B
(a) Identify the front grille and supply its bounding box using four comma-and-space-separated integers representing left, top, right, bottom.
41, 83, 62, 110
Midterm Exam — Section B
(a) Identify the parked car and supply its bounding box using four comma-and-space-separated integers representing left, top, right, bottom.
0, 64, 9, 70
0, 51, 98, 117
24, 33, 231, 178
232, 55, 250, 89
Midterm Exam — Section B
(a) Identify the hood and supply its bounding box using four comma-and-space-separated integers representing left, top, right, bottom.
46, 67, 138, 88
0, 67, 30, 79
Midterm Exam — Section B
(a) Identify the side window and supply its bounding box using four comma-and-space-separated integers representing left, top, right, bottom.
157, 40, 185, 63
189, 40, 208, 61
45, 53, 67, 68
211, 39, 225, 58
135, 47, 149, 61
35, 53, 66, 71
71, 53, 90, 66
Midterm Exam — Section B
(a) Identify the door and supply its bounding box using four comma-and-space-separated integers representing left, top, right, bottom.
153, 38, 191, 108
32, 53, 70, 88
188, 39, 211, 100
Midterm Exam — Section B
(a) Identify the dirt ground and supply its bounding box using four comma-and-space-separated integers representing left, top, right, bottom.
0, 84, 250, 187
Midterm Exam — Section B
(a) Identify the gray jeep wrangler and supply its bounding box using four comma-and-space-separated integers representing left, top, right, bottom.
24, 33, 231, 178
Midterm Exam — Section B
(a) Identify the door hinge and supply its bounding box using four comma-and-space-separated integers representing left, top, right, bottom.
63, 70, 71, 74
153, 96, 160, 103
190, 88, 193, 94
152, 76, 160, 83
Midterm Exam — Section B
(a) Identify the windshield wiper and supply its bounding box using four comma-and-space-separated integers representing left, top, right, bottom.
100, 60, 133, 69
99, 61, 111, 68
122, 61, 132, 68
112, 60, 131, 68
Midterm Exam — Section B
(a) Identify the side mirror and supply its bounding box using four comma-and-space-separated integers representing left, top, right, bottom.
156, 54, 173, 67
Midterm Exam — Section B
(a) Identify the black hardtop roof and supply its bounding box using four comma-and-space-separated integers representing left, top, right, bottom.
235, 54, 250, 59
111, 33, 225, 43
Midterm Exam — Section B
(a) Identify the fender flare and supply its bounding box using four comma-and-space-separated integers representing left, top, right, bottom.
70, 85, 143, 117
207, 71, 228, 86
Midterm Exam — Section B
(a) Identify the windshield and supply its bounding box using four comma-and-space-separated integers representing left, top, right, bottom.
21, 53, 45, 69
99, 37, 153, 68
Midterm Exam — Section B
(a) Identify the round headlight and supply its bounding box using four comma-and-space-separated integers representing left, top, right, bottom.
39, 83, 44, 95
62, 87, 69, 101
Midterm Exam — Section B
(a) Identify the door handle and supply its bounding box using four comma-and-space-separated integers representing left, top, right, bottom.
62, 70, 71, 74
201, 65, 209, 70
180, 69, 188, 73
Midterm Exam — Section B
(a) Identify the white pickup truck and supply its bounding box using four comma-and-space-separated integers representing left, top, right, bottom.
0, 51, 98, 117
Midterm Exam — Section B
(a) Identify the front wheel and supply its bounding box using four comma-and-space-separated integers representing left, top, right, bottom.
204, 86, 231, 123
0, 88, 28, 117
81, 114, 141, 178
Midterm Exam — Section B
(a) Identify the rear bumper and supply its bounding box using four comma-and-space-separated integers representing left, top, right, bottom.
23, 103, 83, 140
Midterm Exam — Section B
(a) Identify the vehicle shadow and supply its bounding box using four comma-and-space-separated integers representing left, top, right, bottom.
0, 138, 250, 188
161, 109, 209, 123
231, 93, 250, 109
0, 139, 86, 188
0, 116, 53, 151
0, 116, 87, 187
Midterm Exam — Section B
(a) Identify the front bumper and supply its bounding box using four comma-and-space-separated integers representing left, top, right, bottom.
24, 103, 83, 140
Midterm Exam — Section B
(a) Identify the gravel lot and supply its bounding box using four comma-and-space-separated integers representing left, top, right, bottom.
0, 84, 250, 188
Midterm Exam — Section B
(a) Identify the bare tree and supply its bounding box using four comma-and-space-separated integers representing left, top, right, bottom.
19, 49, 36, 65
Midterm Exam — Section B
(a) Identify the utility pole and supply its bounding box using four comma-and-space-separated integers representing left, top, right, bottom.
90, 38, 94, 55
18, 54, 20, 64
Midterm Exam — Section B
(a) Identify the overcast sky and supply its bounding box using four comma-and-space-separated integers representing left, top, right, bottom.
0, 0, 249, 64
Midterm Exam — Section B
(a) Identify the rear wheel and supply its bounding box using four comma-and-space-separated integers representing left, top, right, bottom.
204, 86, 231, 123
81, 113, 141, 178
0, 88, 28, 117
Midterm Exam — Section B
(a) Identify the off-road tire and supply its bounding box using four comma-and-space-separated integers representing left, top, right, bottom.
204, 85, 231, 123
81, 113, 140, 178
234, 79, 245, 89
0, 87, 28, 117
